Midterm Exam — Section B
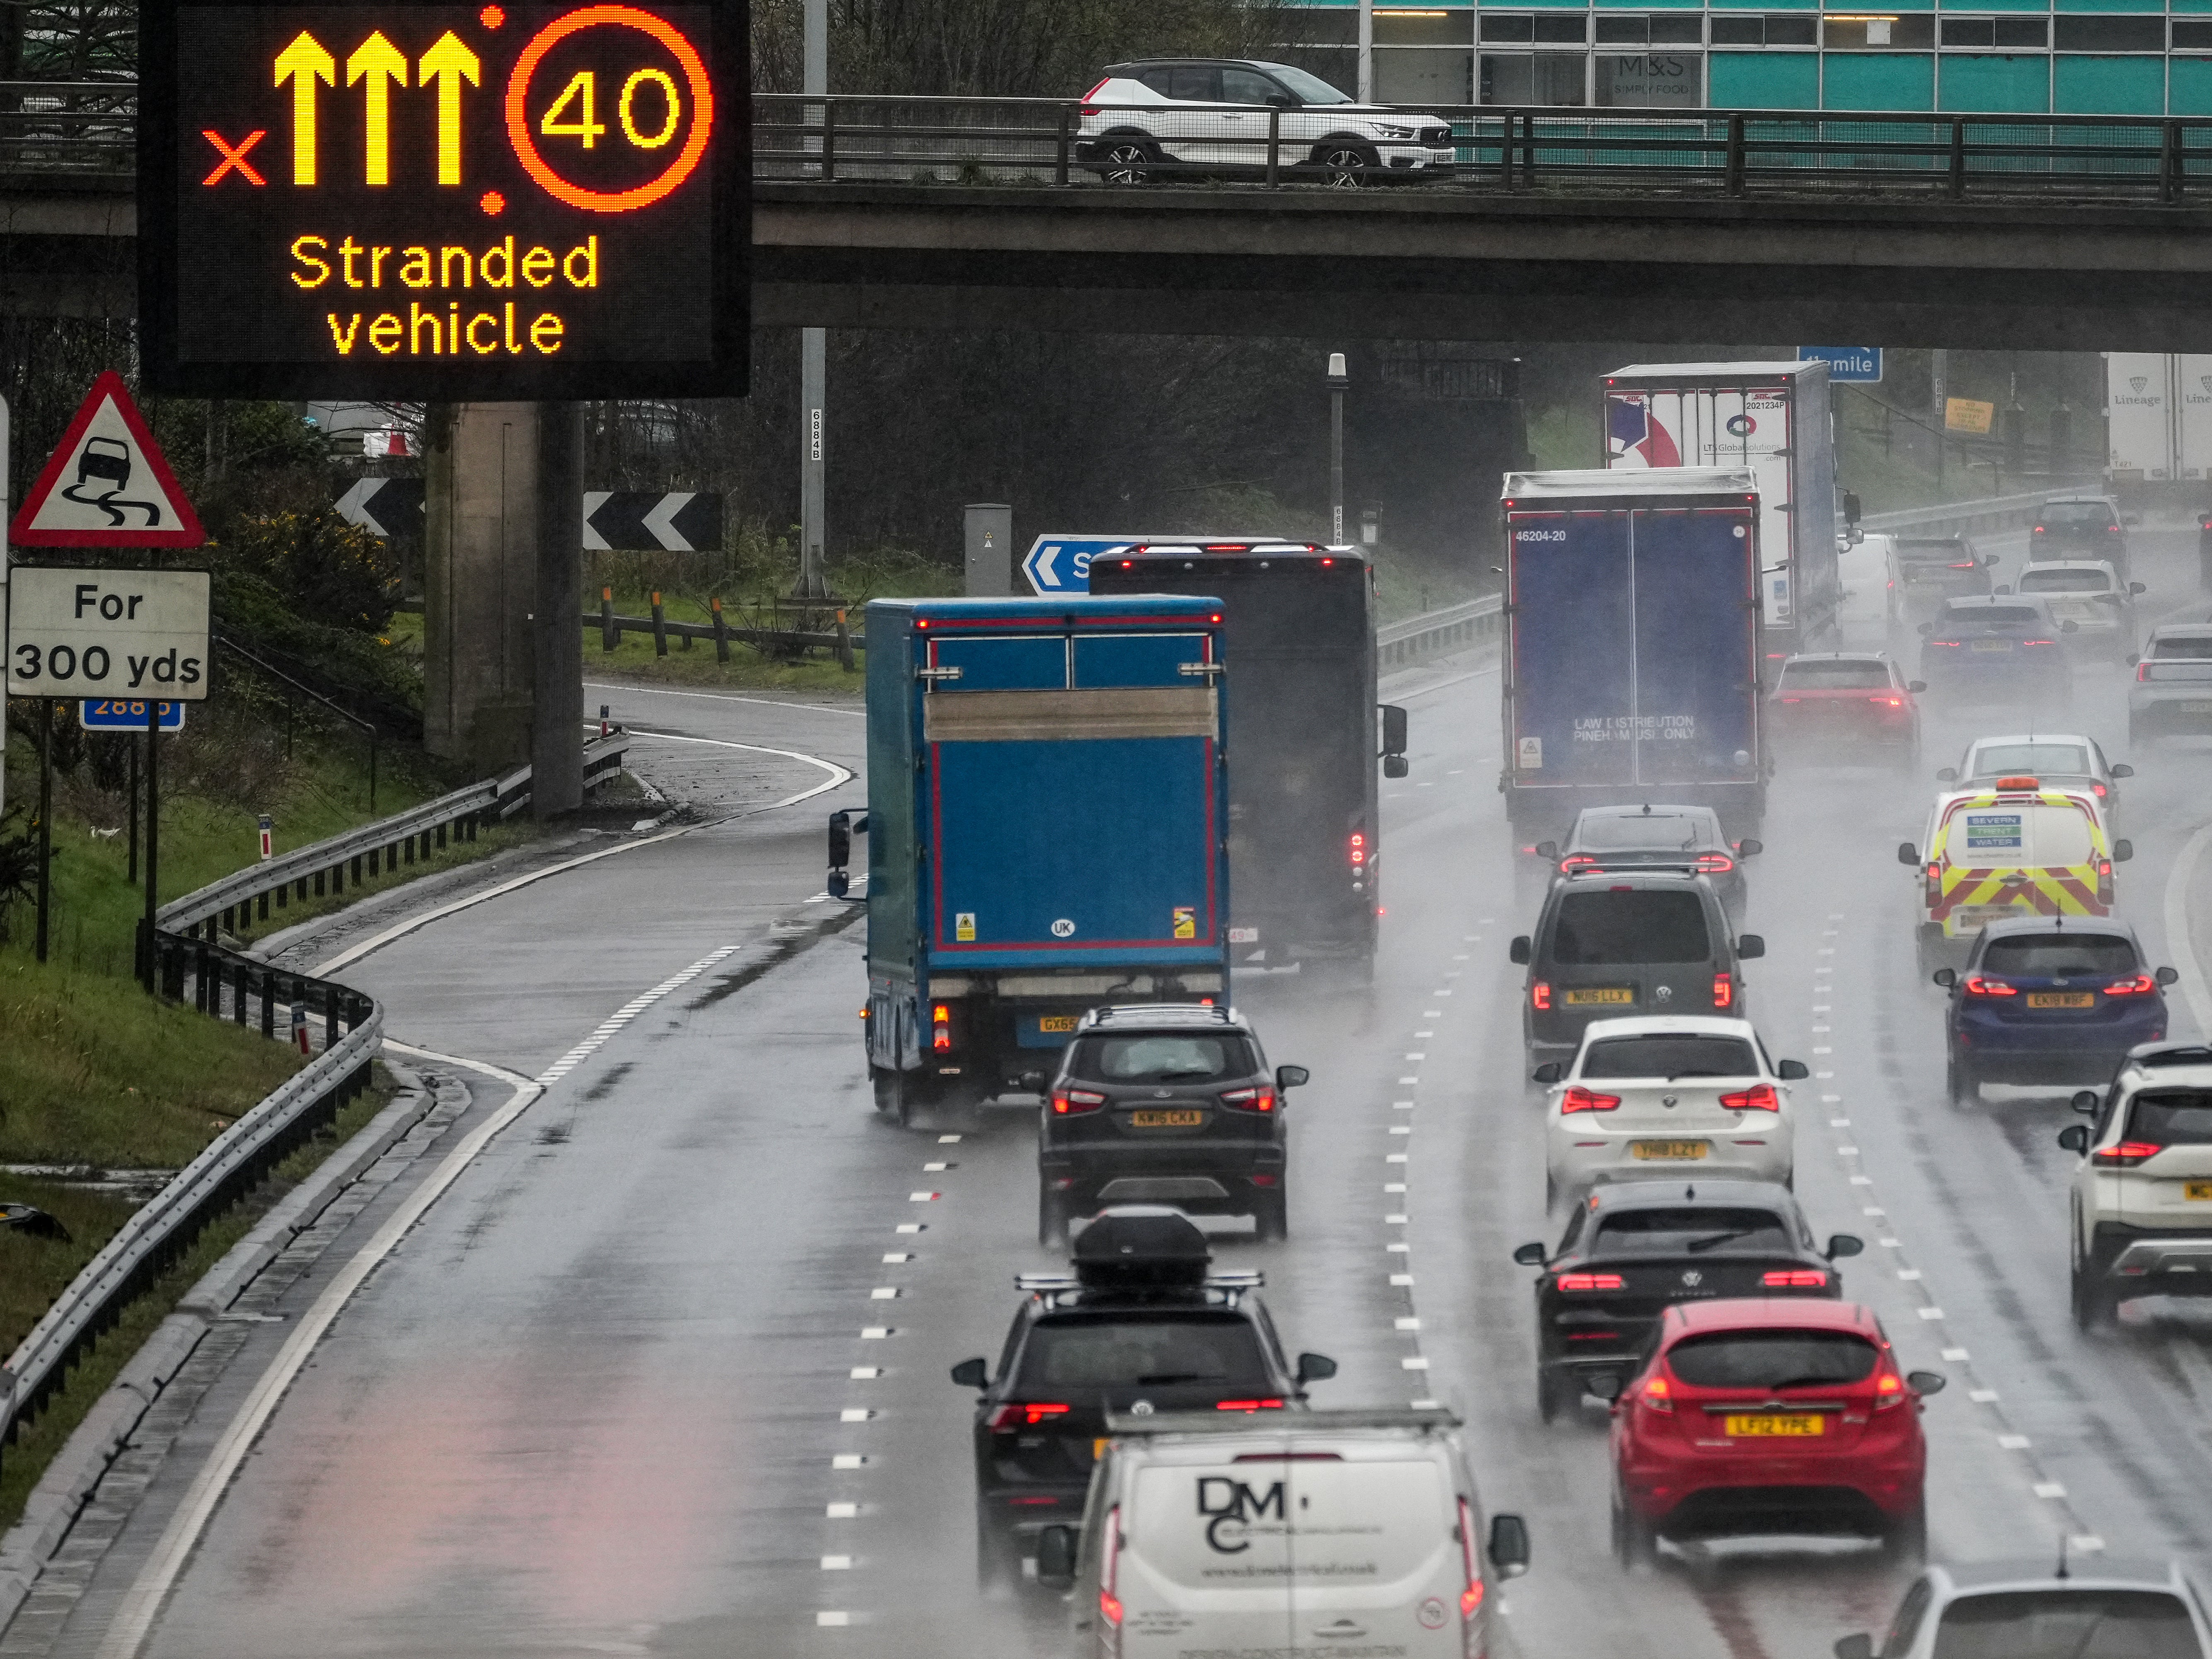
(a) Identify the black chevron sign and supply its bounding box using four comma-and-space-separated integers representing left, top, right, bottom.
583, 492, 724, 553
334, 476, 426, 540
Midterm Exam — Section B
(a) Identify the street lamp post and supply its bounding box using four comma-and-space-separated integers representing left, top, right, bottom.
1327, 351, 1348, 545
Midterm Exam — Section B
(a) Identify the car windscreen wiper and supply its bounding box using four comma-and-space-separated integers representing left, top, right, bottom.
1134, 1372, 1225, 1385
1151, 1070, 1221, 1083
1683, 1228, 1764, 1253
1755, 1374, 1850, 1392
1666, 1070, 1732, 1080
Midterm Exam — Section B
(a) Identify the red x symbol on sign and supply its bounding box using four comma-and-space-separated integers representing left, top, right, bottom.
201, 128, 268, 186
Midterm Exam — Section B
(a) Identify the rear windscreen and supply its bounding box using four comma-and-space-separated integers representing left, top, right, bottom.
1895, 541, 1970, 566
1066, 1034, 1252, 1085
1580, 1034, 1758, 1079
1667, 1330, 1878, 1389
1977, 935, 2136, 978
1969, 744, 2091, 779
2018, 569, 2110, 593
2040, 502, 2117, 527
2150, 635, 2212, 659
1944, 805, 2093, 868
1551, 891, 1712, 965
2143, 662, 2212, 681
1575, 816, 1705, 853
1943, 606, 2041, 627
1931, 1590, 2200, 1659
1128, 1458, 1447, 1591
1778, 660, 1890, 689
1591, 1206, 1793, 1257
1016, 1315, 1273, 1392
2126, 1092, 2212, 1150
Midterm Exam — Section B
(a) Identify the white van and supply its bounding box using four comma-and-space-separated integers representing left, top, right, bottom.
1039, 1408, 1529, 1658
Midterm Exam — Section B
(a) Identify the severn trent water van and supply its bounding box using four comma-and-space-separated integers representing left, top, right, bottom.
1039, 1408, 1530, 1659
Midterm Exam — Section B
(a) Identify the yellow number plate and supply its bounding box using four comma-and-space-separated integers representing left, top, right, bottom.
1724, 1414, 1824, 1436
1037, 1015, 1079, 1033
2186, 1182, 2212, 1201
2028, 992, 2096, 1008
1129, 1109, 1205, 1128
1631, 1140, 1709, 1160
1564, 988, 1635, 1006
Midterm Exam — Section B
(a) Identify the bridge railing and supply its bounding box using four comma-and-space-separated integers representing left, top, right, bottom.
10, 81, 2212, 202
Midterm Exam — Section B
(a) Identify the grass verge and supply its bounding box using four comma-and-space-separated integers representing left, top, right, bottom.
0, 1065, 398, 1534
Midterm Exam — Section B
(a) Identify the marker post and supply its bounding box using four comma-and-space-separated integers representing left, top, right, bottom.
141, 691, 159, 992
34, 699, 52, 964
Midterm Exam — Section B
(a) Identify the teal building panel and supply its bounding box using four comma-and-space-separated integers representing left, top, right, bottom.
1939, 52, 2052, 106
2175, 55, 2212, 107
1710, 50, 1822, 104
2054, 52, 2164, 108
1824, 52, 1938, 106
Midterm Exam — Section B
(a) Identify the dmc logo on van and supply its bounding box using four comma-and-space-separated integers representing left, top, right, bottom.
1197, 1477, 1286, 1552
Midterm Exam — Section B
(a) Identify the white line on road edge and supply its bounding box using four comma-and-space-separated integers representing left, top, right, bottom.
307, 744, 852, 979
584, 679, 865, 719
625, 728, 854, 794
97, 944, 745, 1659
2162, 819, 2212, 1043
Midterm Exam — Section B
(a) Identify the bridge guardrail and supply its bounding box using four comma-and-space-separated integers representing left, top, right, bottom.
1859, 487, 2092, 538
157, 732, 630, 940
11, 82, 2212, 203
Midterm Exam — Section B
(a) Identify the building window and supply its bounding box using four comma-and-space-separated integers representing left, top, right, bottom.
1593, 48, 1706, 102
1940, 17, 2048, 47
1479, 11, 1587, 42
2052, 14, 2162, 50
1480, 13, 1534, 41
1824, 14, 1935, 48
2176, 17, 2212, 49
1711, 13, 1818, 45
1373, 9, 1474, 45
1480, 51, 1589, 101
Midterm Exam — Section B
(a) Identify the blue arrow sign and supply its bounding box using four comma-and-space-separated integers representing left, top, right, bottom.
1020, 535, 1154, 596
1798, 346, 1883, 383
80, 697, 183, 731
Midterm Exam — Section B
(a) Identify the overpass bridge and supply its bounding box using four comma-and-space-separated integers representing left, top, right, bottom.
9, 86, 2212, 345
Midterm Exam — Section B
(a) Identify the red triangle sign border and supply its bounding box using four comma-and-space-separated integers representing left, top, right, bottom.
9, 369, 207, 548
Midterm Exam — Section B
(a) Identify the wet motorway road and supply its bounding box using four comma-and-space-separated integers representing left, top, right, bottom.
20, 526, 2212, 1659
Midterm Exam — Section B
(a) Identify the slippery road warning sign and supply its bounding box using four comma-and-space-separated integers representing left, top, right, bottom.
9, 372, 206, 547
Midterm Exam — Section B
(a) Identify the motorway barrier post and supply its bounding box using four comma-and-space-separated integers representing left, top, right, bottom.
290, 999, 308, 1055
713, 596, 731, 662
602, 586, 618, 651
34, 697, 52, 964
652, 591, 668, 656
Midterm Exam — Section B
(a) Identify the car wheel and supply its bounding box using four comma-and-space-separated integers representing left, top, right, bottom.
1314, 143, 1380, 187
1100, 139, 1159, 184
1254, 1188, 1289, 1242
976, 1507, 1025, 1594
1946, 1054, 1974, 1106
1883, 1499, 1928, 1563
1611, 1490, 1658, 1569
1038, 1187, 1071, 1250
871, 1066, 909, 1125
2070, 1256, 2113, 1331
1536, 1368, 1565, 1424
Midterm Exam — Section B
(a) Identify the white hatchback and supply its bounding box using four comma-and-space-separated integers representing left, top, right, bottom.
1539, 1016, 1805, 1205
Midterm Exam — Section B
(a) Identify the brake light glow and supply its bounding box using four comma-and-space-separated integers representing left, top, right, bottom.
1215, 1398, 1286, 1411
1561, 854, 1597, 873
1926, 862, 1942, 906
2138, 662, 2154, 682
1871, 695, 1904, 707
2093, 782, 2107, 796
1874, 1371, 1907, 1409
1221, 1086, 1278, 1114
1641, 1373, 1673, 1412
1052, 1088, 1107, 1115
1695, 853, 1735, 874
1963, 976, 2016, 997
1081, 75, 1111, 114
1556, 1271, 1626, 1290
1712, 973, 1734, 1010
1100, 1505, 1123, 1628
1762, 1269, 1827, 1288
2023, 639, 2058, 647
1721, 1083, 1779, 1111
1532, 981, 1551, 1011
2106, 974, 2157, 995
1458, 1497, 1485, 1620
2098, 858, 2115, 905
1560, 1087, 1620, 1114
1350, 833, 1367, 868
987, 1402, 1072, 1430
933, 1002, 953, 1051
1928, 639, 1960, 647
1994, 776, 2040, 790
2094, 1140, 2165, 1166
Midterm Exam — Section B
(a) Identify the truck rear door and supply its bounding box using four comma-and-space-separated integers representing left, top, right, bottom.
922, 625, 1223, 963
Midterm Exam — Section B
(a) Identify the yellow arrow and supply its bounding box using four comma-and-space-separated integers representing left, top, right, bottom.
417, 32, 481, 186
345, 31, 409, 185
272, 32, 335, 185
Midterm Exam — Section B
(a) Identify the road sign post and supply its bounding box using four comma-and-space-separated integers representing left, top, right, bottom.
34, 701, 52, 963
141, 694, 161, 990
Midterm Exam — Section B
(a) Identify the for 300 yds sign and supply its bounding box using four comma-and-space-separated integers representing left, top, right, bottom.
6, 569, 213, 700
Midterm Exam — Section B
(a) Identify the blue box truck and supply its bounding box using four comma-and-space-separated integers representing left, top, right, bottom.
831, 596, 1233, 1122
1498, 468, 1768, 838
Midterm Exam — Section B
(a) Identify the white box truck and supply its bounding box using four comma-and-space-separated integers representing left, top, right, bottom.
1601, 360, 1841, 667
2106, 352, 2212, 486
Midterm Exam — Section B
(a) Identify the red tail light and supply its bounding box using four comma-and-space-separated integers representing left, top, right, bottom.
2094, 1140, 2164, 1166
1532, 981, 1552, 1011
1458, 1497, 1485, 1620
1762, 1269, 1827, 1288
2093, 782, 2107, 796
987, 1402, 1072, 1430
1052, 1088, 1107, 1115
1080, 75, 1111, 114
2023, 639, 2058, 647
1215, 1398, 1285, 1412
1560, 1087, 1620, 1114
1963, 976, 2016, 998
1721, 1083, 1779, 1111
933, 1002, 954, 1051
1874, 1371, 1908, 1410
1713, 973, 1735, 1009
1994, 776, 2039, 790
1350, 833, 1367, 869
1221, 1086, 1278, 1114
1695, 853, 1735, 874
2098, 859, 2114, 906
2137, 662, 2154, 682
1640, 1373, 1673, 1412
1925, 862, 1942, 906
1947, 560, 1977, 569
1560, 854, 1597, 873
1928, 639, 1960, 647
1871, 695, 1904, 707
2106, 974, 2157, 996
1100, 1505, 1123, 1628
1556, 1271, 1626, 1290
2033, 524, 2046, 534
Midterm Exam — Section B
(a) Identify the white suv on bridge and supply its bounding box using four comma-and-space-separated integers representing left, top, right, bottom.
1077, 60, 1458, 186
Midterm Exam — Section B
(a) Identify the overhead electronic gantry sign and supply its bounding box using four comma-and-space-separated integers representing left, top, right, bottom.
141, 0, 746, 399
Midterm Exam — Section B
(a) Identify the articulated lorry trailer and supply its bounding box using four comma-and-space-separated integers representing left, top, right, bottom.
1602, 359, 1840, 666
1498, 469, 1768, 838
830, 596, 1233, 1122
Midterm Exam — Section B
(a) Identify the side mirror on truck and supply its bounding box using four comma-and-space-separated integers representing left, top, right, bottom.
1379, 704, 1410, 778
826, 809, 869, 901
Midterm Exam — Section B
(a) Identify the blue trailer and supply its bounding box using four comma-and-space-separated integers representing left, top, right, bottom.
1499, 468, 1768, 838
830, 596, 1233, 1121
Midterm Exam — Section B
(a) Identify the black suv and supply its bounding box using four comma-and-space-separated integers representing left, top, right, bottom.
952, 1207, 1336, 1588
2032, 494, 2132, 576
1510, 871, 1762, 1062
1039, 1004, 1307, 1246
1511, 1180, 1862, 1421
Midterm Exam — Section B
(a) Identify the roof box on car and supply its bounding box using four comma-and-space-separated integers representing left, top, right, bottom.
1073, 1206, 1212, 1287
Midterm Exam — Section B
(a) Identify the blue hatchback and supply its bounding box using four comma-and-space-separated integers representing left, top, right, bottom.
1918, 596, 2076, 707
1934, 918, 2176, 1101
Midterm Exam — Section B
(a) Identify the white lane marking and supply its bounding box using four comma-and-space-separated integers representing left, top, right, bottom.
1917, 1307, 1946, 1320
832, 1454, 866, 1469
895, 1223, 922, 1234
2163, 818, 2212, 1040
97, 1043, 544, 1659
816, 1611, 852, 1627
1395, 1317, 1421, 1330
535, 947, 744, 1080
869, 1287, 899, 1300
1970, 1389, 2000, 1403
2035, 1483, 2069, 1499
1401, 1356, 1430, 1371
860, 1327, 891, 1339
881, 1252, 912, 1264
849, 1368, 881, 1380
1999, 1435, 2031, 1450
584, 678, 866, 719
626, 727, 854, 794
828, 1502, 859, 1518
922, 1161, 950, 1172
1389, 1273, 1414, 1286
937, 1134, 962, 1143
1942, 1348, 1971, 1361
1384, 1182, 1407, 1194
822, 1555, 853, 1570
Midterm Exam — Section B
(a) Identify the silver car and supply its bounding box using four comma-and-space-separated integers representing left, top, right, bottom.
2129, 622, 2212, 740
2011, 558, 2144, 663
1936, 732, 2130, 826
1837, 1557, 2212, 1659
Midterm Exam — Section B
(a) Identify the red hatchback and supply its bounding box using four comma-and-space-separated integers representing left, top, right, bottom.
1608, 1299, 1945, 1565
1768, 653, 1923, 768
